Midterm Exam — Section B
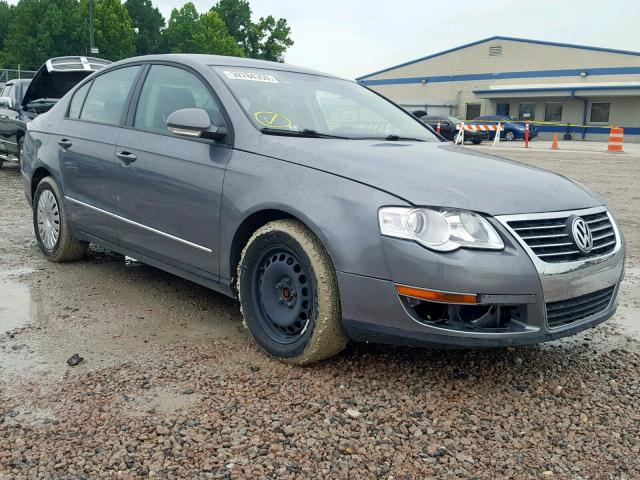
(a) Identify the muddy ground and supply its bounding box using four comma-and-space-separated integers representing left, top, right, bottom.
1, 147, 639, 479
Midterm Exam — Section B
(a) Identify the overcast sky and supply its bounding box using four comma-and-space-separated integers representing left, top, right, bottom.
153, 0, 640, 79
8, 0, 638, 79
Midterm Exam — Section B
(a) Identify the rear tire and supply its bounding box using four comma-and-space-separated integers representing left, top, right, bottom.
33, 177, 88, 262
504, 130, 515, 141
238, 219, 348, 364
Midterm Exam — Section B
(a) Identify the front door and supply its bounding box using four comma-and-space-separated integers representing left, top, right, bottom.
114, 64, 232, 280
0, 83, 18, 157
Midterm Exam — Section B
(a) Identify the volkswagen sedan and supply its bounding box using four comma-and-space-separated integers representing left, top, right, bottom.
21, 55, 625, 364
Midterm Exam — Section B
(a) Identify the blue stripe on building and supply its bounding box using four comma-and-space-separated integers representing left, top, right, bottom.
534, 125, 640, 135
359, 66, 640, 86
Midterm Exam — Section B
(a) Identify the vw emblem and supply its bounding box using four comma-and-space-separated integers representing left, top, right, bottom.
571, 217, 593, 253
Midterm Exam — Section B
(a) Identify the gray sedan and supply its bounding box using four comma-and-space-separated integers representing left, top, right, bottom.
21, 55, 625, 364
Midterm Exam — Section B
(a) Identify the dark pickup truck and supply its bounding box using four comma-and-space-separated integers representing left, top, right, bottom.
0, 56, 110, 168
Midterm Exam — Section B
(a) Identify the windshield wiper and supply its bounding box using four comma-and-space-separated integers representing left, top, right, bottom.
260, 128, 351, 139
353, 134, 426, 142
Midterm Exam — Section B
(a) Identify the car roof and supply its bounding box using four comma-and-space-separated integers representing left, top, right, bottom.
111, 54, 347, 81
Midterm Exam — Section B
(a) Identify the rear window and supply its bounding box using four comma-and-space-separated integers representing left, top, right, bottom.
68, 82, 91, 119
80, 66, 140, 125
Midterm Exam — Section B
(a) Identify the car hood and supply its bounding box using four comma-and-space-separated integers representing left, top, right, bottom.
257, 137, 601, 215
21, 68, 92, 108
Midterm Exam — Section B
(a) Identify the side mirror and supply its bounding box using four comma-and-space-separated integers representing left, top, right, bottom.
166, 108, 227, 142
0, 96, 14, 109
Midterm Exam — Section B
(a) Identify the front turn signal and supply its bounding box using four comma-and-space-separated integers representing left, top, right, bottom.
396, 285, 478, 304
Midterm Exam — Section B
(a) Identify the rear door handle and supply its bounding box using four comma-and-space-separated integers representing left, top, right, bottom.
57, 139, 72, 149
117, 151, 137, 165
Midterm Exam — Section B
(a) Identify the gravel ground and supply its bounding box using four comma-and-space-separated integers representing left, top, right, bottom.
1, 147, 639, 479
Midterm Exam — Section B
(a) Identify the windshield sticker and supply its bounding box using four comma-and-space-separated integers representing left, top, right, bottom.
224, 71, 279, 83
254, 111, 292, 129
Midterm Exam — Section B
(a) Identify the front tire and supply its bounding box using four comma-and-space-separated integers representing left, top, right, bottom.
33, 177, 88, 262
504, 130, 515, 141
238, 219, 348, 364
17, 137, 24, 171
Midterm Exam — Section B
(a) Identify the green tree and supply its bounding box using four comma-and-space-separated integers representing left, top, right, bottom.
251, 15, 293, 62
124, 0, 165, 55
3, 0, 86, 69
0, 1, 14, 65
79, 0, 136, 61
213, 0, 293, 61
163, 2, 243, 56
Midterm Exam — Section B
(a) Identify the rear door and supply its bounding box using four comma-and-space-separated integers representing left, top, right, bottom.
0, 83, 19, 156
58, 65, 142, 245
114, 64, 232, 280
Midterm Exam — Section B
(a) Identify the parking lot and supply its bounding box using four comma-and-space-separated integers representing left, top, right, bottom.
1, 146, 639, 479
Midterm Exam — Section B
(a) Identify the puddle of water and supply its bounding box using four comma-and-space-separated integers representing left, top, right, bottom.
0, 268, 41, 332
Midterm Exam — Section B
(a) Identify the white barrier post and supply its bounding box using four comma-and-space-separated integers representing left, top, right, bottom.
455, 123, 465, 145
493, 122, 501, 146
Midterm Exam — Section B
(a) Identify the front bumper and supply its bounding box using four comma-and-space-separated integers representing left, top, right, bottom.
339, 208, 625, 347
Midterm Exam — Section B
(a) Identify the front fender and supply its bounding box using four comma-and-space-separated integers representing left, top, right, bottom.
219, 150, 407, 283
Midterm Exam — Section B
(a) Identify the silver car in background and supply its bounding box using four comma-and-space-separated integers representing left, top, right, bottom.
21, 54, 625, 364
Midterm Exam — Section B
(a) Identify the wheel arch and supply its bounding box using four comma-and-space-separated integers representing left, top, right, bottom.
228, 207, 336, 295
31, 166, 53, 200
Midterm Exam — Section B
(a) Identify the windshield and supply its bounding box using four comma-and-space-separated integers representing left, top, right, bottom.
213, 67, 438, 141
444, 115, 463, 124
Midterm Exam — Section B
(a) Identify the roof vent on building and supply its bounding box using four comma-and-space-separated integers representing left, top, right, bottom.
489, 45, 503, 57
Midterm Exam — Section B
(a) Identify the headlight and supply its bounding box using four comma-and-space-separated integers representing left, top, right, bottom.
378, 207, 504, 252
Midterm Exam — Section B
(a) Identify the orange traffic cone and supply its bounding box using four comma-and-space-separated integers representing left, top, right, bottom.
551, 133, 559, 150
607, 127, 624, 153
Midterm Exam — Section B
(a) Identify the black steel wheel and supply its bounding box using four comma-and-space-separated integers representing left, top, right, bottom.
238, 219, 347, 364
255, 246, 314, 343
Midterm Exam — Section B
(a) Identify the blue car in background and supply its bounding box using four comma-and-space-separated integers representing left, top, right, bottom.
470, 115, 538, 141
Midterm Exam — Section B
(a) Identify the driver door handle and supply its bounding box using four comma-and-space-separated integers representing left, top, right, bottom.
57, 139, 72, 149
117, 151, 137, 165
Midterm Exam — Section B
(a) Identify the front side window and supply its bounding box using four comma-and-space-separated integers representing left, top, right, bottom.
544, 103, 563, 122
80, 66, 141, 125
68, 82, 92, 119
590, 103, 610, 123
135, 65, 225, 135
518, 103, 536, 121
213, 67, 437, 141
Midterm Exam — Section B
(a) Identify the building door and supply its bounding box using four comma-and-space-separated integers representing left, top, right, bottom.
465, 103, 481, 120
496, 103, 510, 116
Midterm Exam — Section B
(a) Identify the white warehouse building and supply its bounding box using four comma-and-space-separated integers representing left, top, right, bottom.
357, 36, 640, 142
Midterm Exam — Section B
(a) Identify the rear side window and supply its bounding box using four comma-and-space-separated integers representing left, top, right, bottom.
80, 66, 141, 125
134, 65, 225, 135
68, 82, 91, 119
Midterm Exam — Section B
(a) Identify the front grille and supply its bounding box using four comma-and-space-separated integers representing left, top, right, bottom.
546, 286, 615, 328
507, 209, 616, 263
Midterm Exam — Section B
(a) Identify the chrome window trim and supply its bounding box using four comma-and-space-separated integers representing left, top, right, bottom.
495, 206, 622, 275
65, 196, 213, 254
